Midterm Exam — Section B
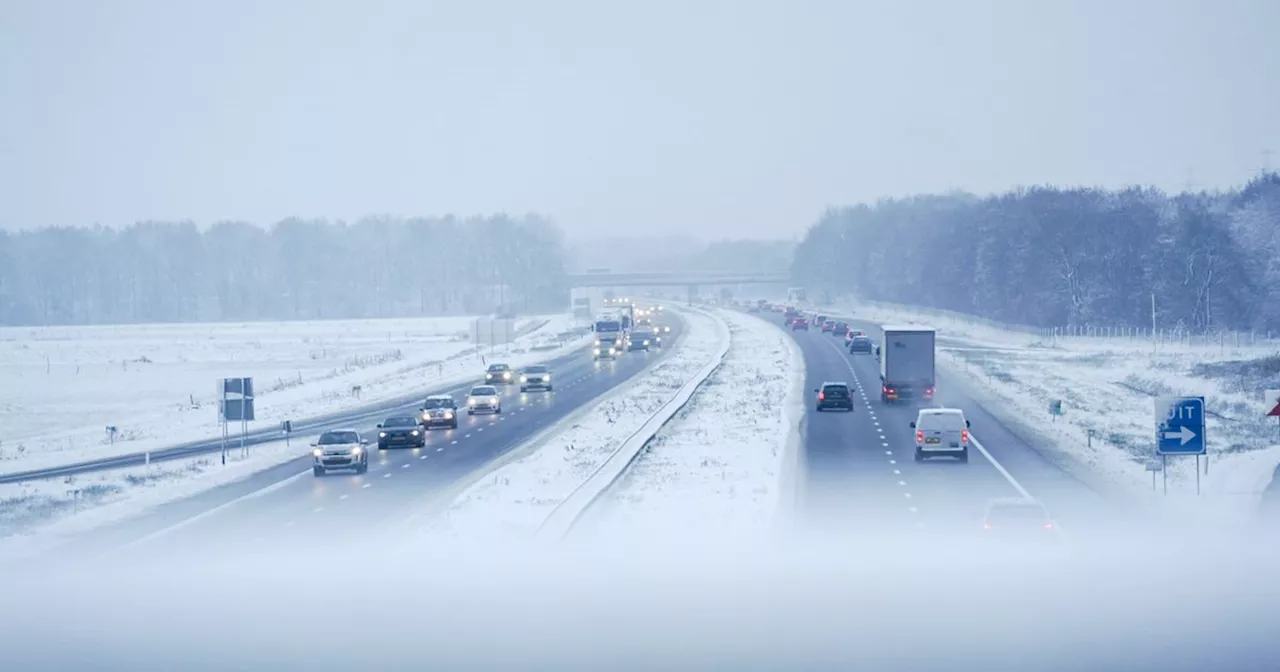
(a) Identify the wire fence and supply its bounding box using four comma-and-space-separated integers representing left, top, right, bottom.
847, 298, 1280, 352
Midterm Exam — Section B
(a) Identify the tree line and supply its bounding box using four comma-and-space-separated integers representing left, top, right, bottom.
791, 173, 1280, 332
0, 215, 569, 326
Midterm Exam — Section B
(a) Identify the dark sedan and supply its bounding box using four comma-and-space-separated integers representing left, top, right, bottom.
849, 335, 874, 353
376, 415, 426, 449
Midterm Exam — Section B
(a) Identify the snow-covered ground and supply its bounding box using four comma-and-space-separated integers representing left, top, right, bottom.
0, 320, 595, 556
577, 308, 804, 541
0, 313, 577, 475
417, 307, 730, 540
823, 297, 1280, 517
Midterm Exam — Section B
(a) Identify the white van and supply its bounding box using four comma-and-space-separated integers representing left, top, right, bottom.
910, 408, 970, 463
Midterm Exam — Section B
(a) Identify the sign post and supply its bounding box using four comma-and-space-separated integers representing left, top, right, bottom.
1155, 396, 1207, 495
1048, 400, 1063, 422
1265, 389, 1280, 441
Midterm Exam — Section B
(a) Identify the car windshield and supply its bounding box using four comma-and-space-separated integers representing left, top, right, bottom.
988, 505, 1048, 526
382, 417, 417, 427
525, 366, 548, 373
471, 386, 496, 396
487, 364, 509, 372
854, 337, 871, 343
823, 385, 849, 396
318, 431, 359, 445
423, 398, 452, 409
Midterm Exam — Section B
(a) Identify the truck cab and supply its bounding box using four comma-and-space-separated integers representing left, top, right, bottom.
879, 325, 936, 404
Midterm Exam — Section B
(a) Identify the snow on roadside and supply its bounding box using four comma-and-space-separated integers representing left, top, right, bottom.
417, 307, 727, 540
0, 323, 595, 554
577, 308, 804, 542
0, 314, 577, 475
818, 297, 1280, 517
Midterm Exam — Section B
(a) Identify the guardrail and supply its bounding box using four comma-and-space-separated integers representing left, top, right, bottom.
0, 318, 561, 485
533, 306, 732, 540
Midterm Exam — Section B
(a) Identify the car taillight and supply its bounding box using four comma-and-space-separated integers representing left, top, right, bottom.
924, 386, 935, 397
818, 392, 825, 400
915, 430, 923, 443
962, 429, 969, 443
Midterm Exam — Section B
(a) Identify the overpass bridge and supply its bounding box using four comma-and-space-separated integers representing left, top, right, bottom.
564, 270, 791, 288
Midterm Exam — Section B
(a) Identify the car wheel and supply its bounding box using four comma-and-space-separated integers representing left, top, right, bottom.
313, 466, 325, 477
378, 442, 387, 450
815, 405, 822, 412
451, 420, 458, 429
914, 449, 924, 463
357, 461, 368, 475
959, 449, 969, 464
520, 387, 527, 392
496, 407, 502, 414
547, 385, 553, 391
468, 409, 474, 415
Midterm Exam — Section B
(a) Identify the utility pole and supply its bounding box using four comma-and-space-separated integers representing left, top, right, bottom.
1151, 292, 1157, 351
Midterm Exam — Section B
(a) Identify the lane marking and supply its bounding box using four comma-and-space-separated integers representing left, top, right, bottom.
313, 506, 324, 513
436, 447, 444, 452
338, 494, 348, 500
402, 463, 410, 469
362, 483, 372, 489
383, 473, 392, 478
285, 521, 296, 527
420, 455, 428, 460
451, 440, 458, 445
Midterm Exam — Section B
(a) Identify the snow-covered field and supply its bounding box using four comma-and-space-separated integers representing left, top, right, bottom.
577, 308, 804, 541
0, 320, 594, 556
417, 307, 731, 540
0, 314, 576, 475
827, 297, 1280, 516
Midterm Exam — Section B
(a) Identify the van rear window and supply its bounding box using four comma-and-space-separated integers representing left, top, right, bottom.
822, 386, 849, 397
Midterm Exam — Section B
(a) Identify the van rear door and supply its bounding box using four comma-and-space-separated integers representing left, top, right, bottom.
920, 413, 965, 450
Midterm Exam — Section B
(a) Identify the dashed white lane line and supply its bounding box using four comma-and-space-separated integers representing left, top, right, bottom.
285, 521, 296, 527
436, 447, 444, 452
383, 473, 392, 478
478, 427, 485, 432
401, 463, 410, 469
313, 507, 324, 513
362, 483, 372, 489
464, 433, 472, 438
451, 440, 458, 445
420, 455, 428, 460
338, 494, 348, 500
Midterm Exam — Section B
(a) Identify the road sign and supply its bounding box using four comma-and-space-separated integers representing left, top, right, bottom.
1049, 400, 1063, 416
1155, 396, 1206, 456
1266, 389, 1280, 417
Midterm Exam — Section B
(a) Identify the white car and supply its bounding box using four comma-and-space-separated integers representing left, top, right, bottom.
466, 385, 502, 415
910, 408, 970, 463
983, 497, 1057, 533
311, 429, 370, 476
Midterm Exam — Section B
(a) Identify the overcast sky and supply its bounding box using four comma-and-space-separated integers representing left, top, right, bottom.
1, 0, 1277, 240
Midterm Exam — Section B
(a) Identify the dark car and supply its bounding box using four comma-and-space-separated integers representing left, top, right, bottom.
376, 415, 426, 449
485, 363, 514, 385
832, 321, 850, 337
792, 319, 810, 331
520, 364, 553, 392
849, 335, 874, 353
814, 382, 855, 412
419, 394, 459, 429
629, 330, 656, 351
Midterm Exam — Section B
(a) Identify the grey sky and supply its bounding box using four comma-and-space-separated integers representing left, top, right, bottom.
1, 0, 1277, 240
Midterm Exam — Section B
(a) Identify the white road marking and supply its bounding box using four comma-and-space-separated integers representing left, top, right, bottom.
436, 447, 444, 452
313, 507, 324, 513
893, 469, 900, 474
402, 463, 410, 469
420, 455, 428, 460
908, 507, 918, 513
898, 481, 907, 486
465, 433, 472, 438
904, 493, 912, 499
362, 483, 372, 489
451, 440, 458, 445
285, 521, 296, 527
383, 473, 392, 478
338, 495, 348, 500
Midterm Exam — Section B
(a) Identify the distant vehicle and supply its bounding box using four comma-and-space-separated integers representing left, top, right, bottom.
831, 322, 849, 337
520, 364, 553, 392
849, 335, 874, 354
636, 317, 653, 329
594, 317, 623, 334
983, 497, 1056, 533
814, 382, 854, 412
593, 339, 620, 359
814, 314, 827, 327
419, 394, 459, 429
376, 415, 426, 449
466, 385, 502, 415
881, 325, 936, 403
821, 320, 835, 333
791, 318, 810, 331
655, 322, 672, 334
485, 363, 513, 385
629, 330, 656, 351
911, 407, 969, 462
311, 429, 369, 476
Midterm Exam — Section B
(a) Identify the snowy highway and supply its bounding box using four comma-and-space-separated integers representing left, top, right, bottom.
16, 316, 686, 565
790, 313, 1112, 538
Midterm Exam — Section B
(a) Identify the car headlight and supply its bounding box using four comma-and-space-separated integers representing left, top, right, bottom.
468, 398, 477, 405
379, 432, 387, 438
521, 376, 527, 382
609, 348, 616, 354
443, 411, 453, 418
490, 396, 499, 404
411, 430, 420, 436
313, 448, 323, 457
643, 340, 649, 345
503, 372, 510, 379
595, 339, 602, 345
351, 446, 362, 455
593, 349, 600, 355
544, 373, 551, 380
